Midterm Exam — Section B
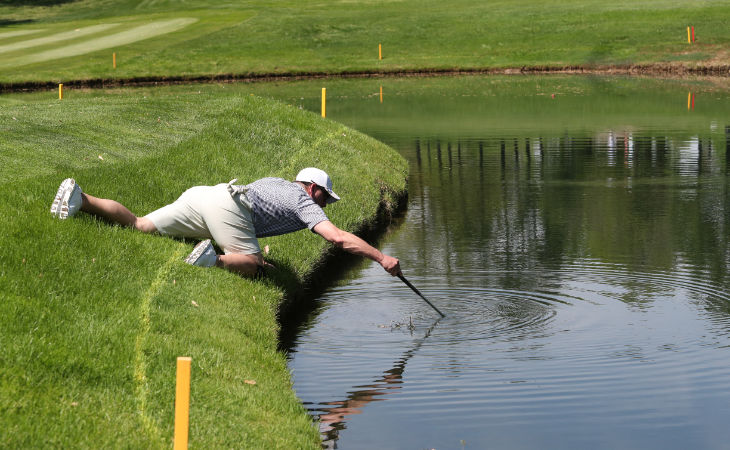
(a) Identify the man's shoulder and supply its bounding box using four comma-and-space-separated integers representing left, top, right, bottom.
248, 177, 295, 190
250, 176, 288, 185
247, 177, 308, 201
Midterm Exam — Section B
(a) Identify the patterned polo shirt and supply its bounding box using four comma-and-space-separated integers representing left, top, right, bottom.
242, 177, 329, 238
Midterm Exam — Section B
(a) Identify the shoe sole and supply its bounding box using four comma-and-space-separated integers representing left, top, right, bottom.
185, 239, 212, 265
50, 178, 76, 219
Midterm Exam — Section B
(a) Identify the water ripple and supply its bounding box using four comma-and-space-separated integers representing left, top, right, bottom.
289, 260, 730, 449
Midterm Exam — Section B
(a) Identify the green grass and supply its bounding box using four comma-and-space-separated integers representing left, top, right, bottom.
1, 0, 729, 85
1, 0, 725, 445
0, 85, 408, 447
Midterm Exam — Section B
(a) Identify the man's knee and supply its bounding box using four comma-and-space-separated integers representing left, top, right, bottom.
217, 252, 263, 277
222, 252, 263, 266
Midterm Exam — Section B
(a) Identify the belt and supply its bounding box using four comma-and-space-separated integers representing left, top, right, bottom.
226, 179, 252, 210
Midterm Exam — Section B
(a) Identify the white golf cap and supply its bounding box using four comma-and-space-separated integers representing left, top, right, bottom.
295, 167, 340, 204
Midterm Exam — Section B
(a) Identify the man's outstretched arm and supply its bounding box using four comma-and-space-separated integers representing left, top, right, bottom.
313, 220, 401, 276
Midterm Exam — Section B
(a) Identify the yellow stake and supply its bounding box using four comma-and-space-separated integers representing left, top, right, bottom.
380, 86, 383, 103
687, 92, 691, 110
58, 83, 64, 100
174, 357, 192, 450
113, 52, 116, 69
321, 88, 326, 118
687, 26, 691, 44
379, 43, 382, 60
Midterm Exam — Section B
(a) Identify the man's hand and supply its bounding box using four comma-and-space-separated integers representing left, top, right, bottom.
380, 254, 401, 276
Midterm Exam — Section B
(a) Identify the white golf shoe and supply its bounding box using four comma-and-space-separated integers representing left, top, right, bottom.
184, 239, 218, 268
50, 178, 83, 219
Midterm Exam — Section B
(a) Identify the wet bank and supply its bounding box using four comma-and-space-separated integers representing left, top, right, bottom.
2, 63, 730, 94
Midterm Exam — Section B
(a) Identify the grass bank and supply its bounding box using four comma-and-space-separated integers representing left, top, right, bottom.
1, 0, 729, 87
0, 85, 408, 447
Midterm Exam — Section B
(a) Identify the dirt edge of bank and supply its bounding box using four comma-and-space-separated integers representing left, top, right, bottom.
3, 64, 729, 93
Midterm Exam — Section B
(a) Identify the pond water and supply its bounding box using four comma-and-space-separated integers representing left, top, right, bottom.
255, 76, 730, 449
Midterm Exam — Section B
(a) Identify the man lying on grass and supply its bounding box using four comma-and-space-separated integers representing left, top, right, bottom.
50, 167, 401, 278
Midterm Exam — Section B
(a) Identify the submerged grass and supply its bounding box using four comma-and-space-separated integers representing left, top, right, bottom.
0, 85, 408, 447
0, 0, 729, 85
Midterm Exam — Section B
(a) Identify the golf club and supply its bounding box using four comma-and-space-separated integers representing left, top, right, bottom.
397, 273, 445, 318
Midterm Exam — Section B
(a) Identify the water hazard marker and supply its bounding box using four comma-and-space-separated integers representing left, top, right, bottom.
692, 26, 696, 43
113, 52, 116, 69
379, 43, 382, 60
321, 88, 326, 118
174, 356, 192, 450
58, 83, 63, 100
380, 86, 383, 103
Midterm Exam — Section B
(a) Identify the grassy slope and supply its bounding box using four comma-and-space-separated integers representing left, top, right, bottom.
0, 85, 408, 447
0, 0, 729, 84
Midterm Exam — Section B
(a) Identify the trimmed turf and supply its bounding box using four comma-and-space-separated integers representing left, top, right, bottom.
0, 0, 729, 85
0, 85, 408, 447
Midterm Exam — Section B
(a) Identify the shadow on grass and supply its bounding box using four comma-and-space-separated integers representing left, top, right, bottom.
0, 19, 35, 27
0, 0, 74, 6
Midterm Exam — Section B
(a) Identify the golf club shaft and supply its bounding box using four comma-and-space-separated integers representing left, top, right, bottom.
397, 274, 446, 317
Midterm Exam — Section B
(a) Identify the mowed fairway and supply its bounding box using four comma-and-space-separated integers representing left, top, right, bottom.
0, 24, 119, 55
1, 0, 729, 85
0, 18, 197, 68
0, 8, 253, 83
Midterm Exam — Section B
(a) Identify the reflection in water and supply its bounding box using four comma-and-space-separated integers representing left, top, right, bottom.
412, 132, 725, 177
405, 130, 730, 290
313, 318, 442, 448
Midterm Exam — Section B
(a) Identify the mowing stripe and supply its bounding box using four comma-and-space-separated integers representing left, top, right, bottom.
134, 247, 186, 444
0, 29, 44, 41
0, 24, 118, 55
1, 18, 198, 68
